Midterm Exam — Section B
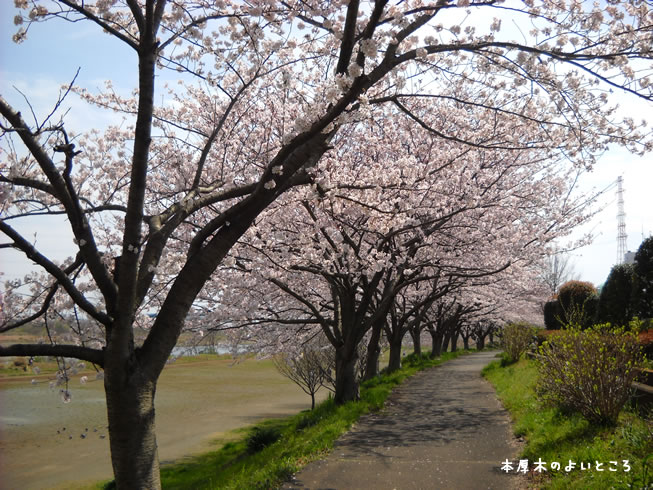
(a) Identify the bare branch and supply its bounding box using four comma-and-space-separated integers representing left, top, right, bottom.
0, 343, 104, 366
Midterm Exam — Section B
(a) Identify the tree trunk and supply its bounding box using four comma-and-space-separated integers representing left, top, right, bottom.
410, 329, 422, 357
363, 320, 382, 381
463, 336, 470, 350
311, 392, 316, 410
476, 336, 485, 350
387, 339, 403, 373
451, 332, 459, 352
429, 329, 443, 358
334, 346, 359, 404
105, 367, 161, 489
441, 333, 451, 353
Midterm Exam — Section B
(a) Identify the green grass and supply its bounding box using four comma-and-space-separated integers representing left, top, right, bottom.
482, 359, 652, 489
105, 350, 468, 489
0, 356, 62, 377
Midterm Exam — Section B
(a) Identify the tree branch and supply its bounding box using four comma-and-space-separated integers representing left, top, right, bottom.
57, 0, 139, 50
0, 221, 111, 325
0, 343, 104, 366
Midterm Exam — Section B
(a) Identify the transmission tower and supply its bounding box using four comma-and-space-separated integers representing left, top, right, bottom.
616, 175, 628, 264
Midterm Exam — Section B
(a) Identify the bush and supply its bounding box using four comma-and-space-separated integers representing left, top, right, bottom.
557, 280, 598, 328
246, 426, 282, 454
501, 322, 537, 363
543, 299, 562, 330
597, 263, 634, 326
536, 325, 644, 425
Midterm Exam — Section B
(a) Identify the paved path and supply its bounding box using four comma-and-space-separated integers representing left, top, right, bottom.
283, 351, 524, 490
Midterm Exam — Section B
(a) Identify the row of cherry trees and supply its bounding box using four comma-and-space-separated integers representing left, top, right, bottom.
1, 1, 652, 487
205, 103, 587, 402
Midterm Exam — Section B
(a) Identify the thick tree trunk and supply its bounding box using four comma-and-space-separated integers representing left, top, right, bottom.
476, 336, 486, 350
451, 332, 459, 352
463, 336, 470, 350
441, 333, 451, 353
387, 339, 403, 373
105, 367, 160, 489
334, 346, 359, 404
429, 329, 443, 358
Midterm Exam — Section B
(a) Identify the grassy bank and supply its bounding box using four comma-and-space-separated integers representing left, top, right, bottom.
102, 350, 467, 489
482, 359, 652, 489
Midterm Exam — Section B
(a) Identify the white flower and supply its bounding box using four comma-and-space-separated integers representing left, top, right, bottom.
12, 28, 27, 43
416, 47, 428, 59
264, 180, 276, 190
348, 63, 363, 78
360, 39, 378, 58
80, 376, 88, 385
272, 165, 283, 175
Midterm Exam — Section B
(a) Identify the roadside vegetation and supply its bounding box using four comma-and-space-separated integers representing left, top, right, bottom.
483, 358, 652, 489
100, 350, 467, 489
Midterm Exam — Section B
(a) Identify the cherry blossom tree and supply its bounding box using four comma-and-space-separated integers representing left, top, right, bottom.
1, 0, 652, 487
211, 98, 604, 397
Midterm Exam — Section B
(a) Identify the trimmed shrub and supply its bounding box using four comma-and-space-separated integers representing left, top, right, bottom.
501, 322, 537, 363
557, 280, 598, 328
597, 263, 634, 326
543, 299, 562, 330
536, 325, 643, 425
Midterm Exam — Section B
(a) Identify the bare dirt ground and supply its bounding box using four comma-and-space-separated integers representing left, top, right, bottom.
0, 357, 325, 490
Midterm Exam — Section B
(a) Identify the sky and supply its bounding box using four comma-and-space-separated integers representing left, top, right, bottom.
0, 3, 651, 291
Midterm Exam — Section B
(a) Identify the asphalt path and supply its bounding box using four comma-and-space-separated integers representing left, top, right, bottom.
283, 350, 525, 490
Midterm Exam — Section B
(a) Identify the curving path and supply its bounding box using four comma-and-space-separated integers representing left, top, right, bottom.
283, 351, 524, 490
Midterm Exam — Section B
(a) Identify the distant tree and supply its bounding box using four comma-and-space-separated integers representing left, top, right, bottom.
273, 343, 333, 410
472, 319, 498, 350
539, 252, 578, 296
597, 264, 634, 326
631, 237, 653, 320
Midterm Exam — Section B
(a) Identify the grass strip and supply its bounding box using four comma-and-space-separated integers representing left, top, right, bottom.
142, 350, 468, 489
482, 358, 652, 489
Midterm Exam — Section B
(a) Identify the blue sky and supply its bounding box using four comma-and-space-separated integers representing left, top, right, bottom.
0, 3, 651, 289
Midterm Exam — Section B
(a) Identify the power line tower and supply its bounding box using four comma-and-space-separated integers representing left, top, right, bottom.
616, 175, 628, 264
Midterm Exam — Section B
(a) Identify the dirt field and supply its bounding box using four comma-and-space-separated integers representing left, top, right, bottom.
0, 357, 326, 490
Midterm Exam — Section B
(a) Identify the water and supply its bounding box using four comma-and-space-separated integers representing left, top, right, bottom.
170, 344, 247, 357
